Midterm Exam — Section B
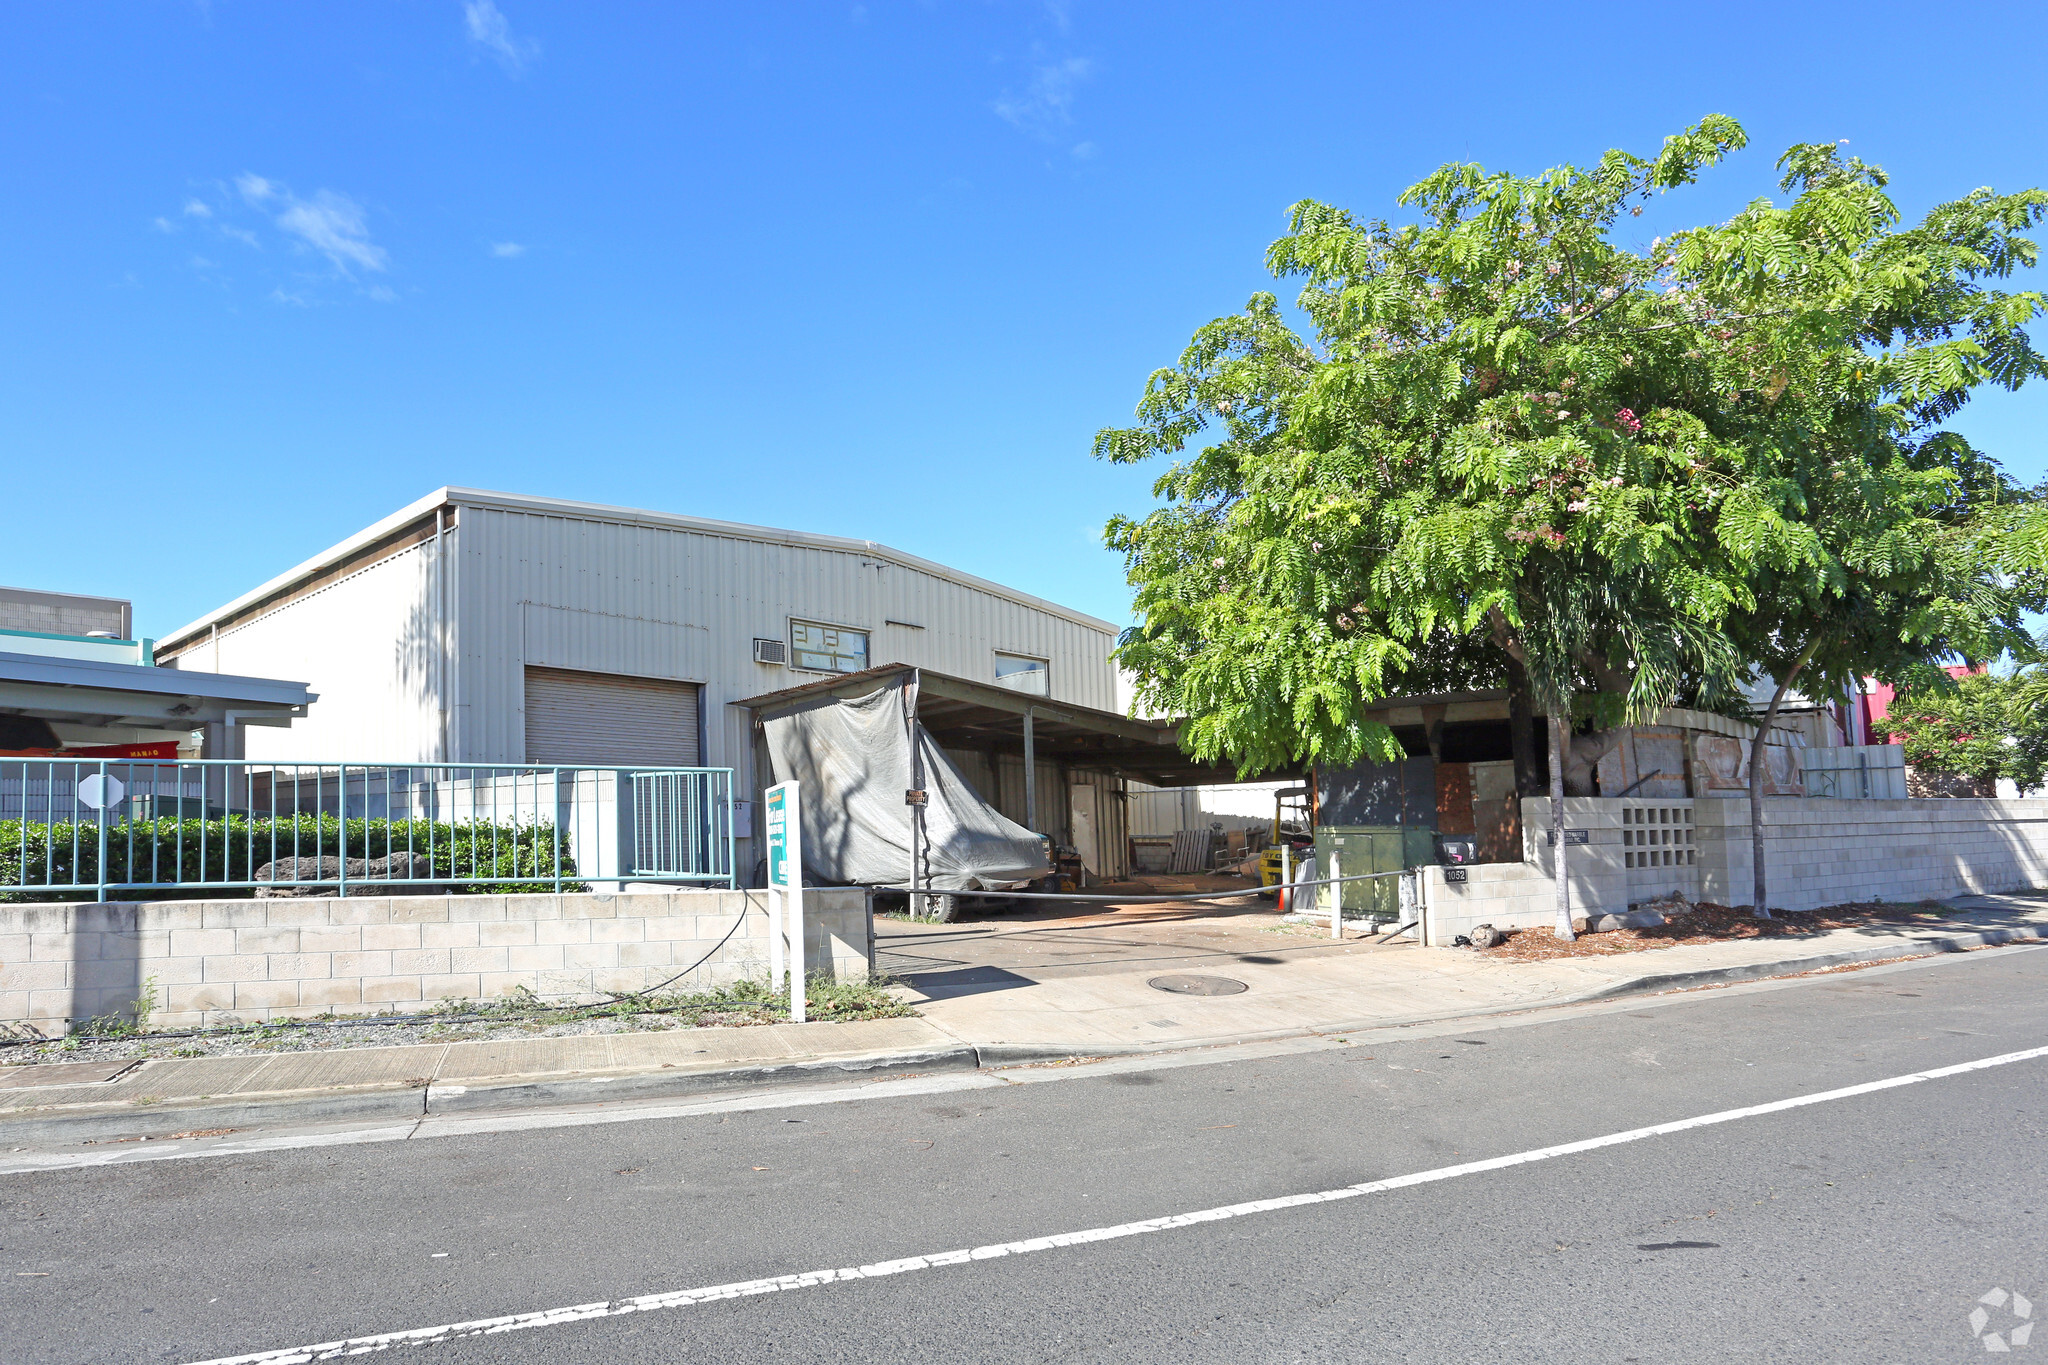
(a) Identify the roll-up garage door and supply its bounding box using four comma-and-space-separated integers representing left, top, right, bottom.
523, 667, 701, 767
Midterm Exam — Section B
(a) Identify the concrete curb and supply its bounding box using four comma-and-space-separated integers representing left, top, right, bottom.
423, 1046, 981, 1115
0, 1046, 981, 1148
0, 1087, 427, 1147
4, 928, 2038, 1146
1574, 923, 2048, 1002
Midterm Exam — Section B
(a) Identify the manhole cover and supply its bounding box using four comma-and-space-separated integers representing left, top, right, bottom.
1147, 974, 1248, 996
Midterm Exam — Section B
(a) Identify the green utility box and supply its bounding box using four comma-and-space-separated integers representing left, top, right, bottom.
1313, 825, 1435, 919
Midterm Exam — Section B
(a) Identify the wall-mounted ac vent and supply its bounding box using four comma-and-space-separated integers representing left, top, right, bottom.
753, 638, 788, 666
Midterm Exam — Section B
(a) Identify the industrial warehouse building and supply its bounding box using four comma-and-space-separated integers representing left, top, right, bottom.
153, 487, 1208, 884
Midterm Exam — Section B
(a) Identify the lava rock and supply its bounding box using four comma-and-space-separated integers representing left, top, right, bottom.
252, 852, 449, 897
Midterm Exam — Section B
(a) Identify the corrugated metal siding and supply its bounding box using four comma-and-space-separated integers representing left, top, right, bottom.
202, 502, 1120, 874
523, 667, 701, 767
450, 504, 1120, 865
201, 539, 446, 763
945, 749, 1128, 881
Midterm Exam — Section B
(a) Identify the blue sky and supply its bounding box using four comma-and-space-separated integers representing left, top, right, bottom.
5, 1, 2044, 640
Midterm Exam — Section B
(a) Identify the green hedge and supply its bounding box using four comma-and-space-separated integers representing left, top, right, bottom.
0, 814, 582, 900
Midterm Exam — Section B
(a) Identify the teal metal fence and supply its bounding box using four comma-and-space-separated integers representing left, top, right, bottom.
0, 759, 736, 900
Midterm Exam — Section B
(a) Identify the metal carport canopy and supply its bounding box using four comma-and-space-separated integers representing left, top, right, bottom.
736, 664, 1293, 788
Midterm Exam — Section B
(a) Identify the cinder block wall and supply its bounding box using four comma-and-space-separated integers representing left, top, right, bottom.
1421, 796, 2048, 944
1692, 797, 2048, 911
0, 889, 870, 1036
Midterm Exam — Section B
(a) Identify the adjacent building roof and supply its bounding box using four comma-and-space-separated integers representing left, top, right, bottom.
0, 650, 314, 731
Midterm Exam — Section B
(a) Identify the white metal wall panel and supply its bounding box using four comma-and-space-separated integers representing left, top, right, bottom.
523, 667, 701, 767
452, 504, 1122, 871
197, 540, 446, 763
198, 498, 1120, 875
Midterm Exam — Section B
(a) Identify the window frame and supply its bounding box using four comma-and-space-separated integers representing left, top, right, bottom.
993, 651, 1051, 695
787, 618, 872, 676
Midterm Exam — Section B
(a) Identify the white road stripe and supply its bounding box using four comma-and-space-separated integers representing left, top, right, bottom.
183, 1041, 2048, 1365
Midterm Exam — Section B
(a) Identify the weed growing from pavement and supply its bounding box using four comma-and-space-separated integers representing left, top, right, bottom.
1, 975, 913, 1066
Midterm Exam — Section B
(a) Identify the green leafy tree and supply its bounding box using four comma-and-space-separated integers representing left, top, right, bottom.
1097, 117, 2044, 935
1671, 146, 2047, 909
1875, 670, 2048, 794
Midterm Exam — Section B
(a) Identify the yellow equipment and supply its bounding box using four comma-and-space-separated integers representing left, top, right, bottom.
1258, 786, 1313, 890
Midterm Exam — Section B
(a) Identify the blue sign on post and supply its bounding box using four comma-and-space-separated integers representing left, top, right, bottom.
766, 784, 791, 889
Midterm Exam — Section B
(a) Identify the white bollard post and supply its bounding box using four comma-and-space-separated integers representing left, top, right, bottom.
1330, 850, 1343, 940
1280, 841, 1293, 913
764, 780, 804, 1021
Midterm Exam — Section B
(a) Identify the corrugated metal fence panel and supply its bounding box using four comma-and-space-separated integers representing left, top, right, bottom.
523, 666, 701, 767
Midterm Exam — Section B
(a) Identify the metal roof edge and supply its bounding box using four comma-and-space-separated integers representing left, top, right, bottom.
159, 487, 1119, 650
437, 488, 1119, 634
0, 650, 315, 707
159, 488, 454, 651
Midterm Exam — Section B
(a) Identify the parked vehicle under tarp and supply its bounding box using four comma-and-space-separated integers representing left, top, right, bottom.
762, 678, 1049, 897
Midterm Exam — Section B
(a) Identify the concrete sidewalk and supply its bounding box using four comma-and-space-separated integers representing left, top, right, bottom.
903, 891, 2048, 1056
4, 891, 2042, 1145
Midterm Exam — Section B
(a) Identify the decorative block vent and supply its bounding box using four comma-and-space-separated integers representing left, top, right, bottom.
1622, 805, 1695, 868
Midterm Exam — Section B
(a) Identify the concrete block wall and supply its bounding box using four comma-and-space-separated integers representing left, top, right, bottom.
1418, 862, 1561, 946
1421, 796, 2048, 942
0, 889, 869, 1035
1693, 797, 2048, 912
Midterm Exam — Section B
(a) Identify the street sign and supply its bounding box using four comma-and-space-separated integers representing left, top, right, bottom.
764, 781, 805, 1024
1546, 828, 1591, 846
77, 774, 126, 812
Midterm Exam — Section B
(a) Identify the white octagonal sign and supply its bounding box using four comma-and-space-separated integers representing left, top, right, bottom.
77, 774, 126, 811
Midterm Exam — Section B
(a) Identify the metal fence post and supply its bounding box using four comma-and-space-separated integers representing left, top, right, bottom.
95, 760, 109, 903
1329, 849, 1342, 940
335, 765, 348, 899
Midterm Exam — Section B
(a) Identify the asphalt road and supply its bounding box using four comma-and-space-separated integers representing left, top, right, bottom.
6, 947, 2046, 1364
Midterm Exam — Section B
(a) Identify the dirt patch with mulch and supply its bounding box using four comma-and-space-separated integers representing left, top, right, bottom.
1478, 898, 1961, 964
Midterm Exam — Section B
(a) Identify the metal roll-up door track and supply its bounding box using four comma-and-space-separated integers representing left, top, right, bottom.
523, 666, 701, 767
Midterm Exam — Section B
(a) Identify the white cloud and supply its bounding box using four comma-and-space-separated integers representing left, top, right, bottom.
274, 190, 387, 274
993, 56, 1092, 136
166, 174, 392, 301
465, 1, 538, 74
489, 241, 526, 258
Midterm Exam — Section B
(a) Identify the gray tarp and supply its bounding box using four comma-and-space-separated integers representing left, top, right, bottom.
763, 681, 1050, 892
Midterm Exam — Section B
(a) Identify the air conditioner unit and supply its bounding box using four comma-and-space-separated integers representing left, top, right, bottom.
753, 638, 788, 666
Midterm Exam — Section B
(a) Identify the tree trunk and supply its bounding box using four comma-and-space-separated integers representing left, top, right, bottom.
1549, 712, 1573, 940
1749, 639, 1823, 919
1507, 656, 1542, 797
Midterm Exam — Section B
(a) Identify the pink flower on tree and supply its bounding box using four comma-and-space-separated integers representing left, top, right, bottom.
1613, 407, 1642, 435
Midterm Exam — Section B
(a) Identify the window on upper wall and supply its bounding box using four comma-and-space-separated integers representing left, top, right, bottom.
790, 621, 869, 674
994, 652, 1049, 696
